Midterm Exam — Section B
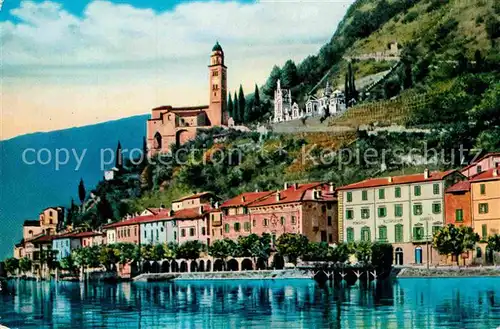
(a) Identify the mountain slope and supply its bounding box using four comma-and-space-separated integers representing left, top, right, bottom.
0, 115, 147, 259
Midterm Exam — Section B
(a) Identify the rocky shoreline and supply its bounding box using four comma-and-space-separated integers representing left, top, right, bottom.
395, 266, 500, 278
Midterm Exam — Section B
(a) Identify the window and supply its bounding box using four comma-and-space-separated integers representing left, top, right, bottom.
394, 204, 403, 217
224, 224, 230, 233
329, 234, 333, 243
201, 227, 206, 236
482, 224, 488, 239
479, 203, 489, 214
413, 204, 423, 216
189, 228, 195, 236
234, 223, 241, 232
174, 231, 177, 240
433, 183, 440, 195
253, 219, 256, 227
414, 185, 421, 196
321, 231, 327, 242
379, 189, 385, 200
432, 202, 441, 214
395, 187, 401, 198
181, 229, 186, 237
413, 226, 424, 241
480, 184, 486, 195
263, 218, 269, 227
362, 190, 368, 201
327, 216, 332, 226
347, 192, 353, 202
395, 224, 403, 243
291, 216, 296, 224
361, 208, 370, 219
476, 247, 482, 258
432, 226, 441, 236
321, 206, 326, 213
346, 227, 354, 242
244, 222, 251, 232
477, 165, 482, 174
378, 226, 387, 241
378, 207, 387, 218
127, 228, 130, 237
135, 228, 137, 236
455, 209, 464, 222
156, 229, 159, 239
361, 227, 371, 242
280, 217, 285, 226
211, 214, 214, 221
346, 210, 354, 220
327, 204, 332, 210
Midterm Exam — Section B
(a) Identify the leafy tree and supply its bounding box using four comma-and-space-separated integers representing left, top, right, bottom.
330, 243, 352, 264
176, 241, 204, 261
371, 243, 393, 270
487, 234, 500, 265
4, 257, 19, 276
228, 93, 234, 119
97, 195, 113, 226
60, 255, 78, 275
208, 239, 235, 270
19, 257, 32, 274
238, 85, 246, 124
98, 246, 119, 272
78, 178, 86, 205
114, 243, 140, 265
354, 241, 372, 264
302, 242, 330, 261
275, 233, 309, 265
433, 224, 479, 265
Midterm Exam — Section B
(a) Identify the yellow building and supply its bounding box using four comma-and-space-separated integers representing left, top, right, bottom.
471, 168, 500, 240
39, 206, 65, 235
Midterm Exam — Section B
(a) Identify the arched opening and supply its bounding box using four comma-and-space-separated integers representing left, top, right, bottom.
206, 260, 211, 272
395, 247, 404, 266
256, 258, 267, 270
486, 247, 494, 264
414, 247, 423, 265
213, 259, 224, 272
190, 261, 198, 273
142, 261, 151, 273
227, 259, 239, 271
476, 247, 482, 258
272, 255, 285, 270
180, 261, 188, 273
151, 261, 160, 274
199, 260, 205, 272
154, 132, 162, 150
175, 129, 189, 147
241, 259, 253, 271
171, 261, 179, 273
161, 261, 170, 273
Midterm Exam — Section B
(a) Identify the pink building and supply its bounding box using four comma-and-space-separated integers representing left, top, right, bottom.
174, 205, 212, 245
216, 183, 338, 245
103, 218, 143, 245
461, 153, 500, 178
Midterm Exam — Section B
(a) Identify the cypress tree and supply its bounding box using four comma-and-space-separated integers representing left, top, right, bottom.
254, 84, 261, 120
233, 91, 239, 123
78, 179, 86, 205
115, 141, 123, 169
344, 73, 350, 108
238, 85, 246, 124
228, 93, 234, 119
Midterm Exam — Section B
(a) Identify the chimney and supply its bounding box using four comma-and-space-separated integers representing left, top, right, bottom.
312, 189, 317, 200
284, 182, 289, 190
276, 191, 281, 202
424, 168, 429, 179
329, 182, 335, 193
494, 169, 498, 177
388, 177, 393, 183
294, 183, 299, 190
241, 196, 246, 203
199, 206, 204, 215
169, 209, 174, 216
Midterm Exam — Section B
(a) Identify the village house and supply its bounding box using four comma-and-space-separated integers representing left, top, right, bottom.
337, 169, 464, 266
245, 183, 338, 245
461, 153, 500, 178
147, 42, 228, 156
470, 168, 500, 240
39, 206, 65, 235
305, 82, 346, 118
445, 181, 472, 228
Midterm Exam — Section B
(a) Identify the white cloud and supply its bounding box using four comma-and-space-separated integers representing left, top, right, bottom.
1, 0, 354, 139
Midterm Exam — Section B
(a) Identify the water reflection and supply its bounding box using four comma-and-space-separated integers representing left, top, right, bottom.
1, 278, 500, 329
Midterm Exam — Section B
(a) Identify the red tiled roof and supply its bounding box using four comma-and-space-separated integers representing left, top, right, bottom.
446, 180, 471, 193
470, 168, 500, 182
221, 191, 274, 208
52, 231, 104, 240
171, 204, 211, 219
336, 170, 457, 191
31, 234, 55, 244
249, 183, 333, 207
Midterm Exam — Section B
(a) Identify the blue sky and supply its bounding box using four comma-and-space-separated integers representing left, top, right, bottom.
1, 0, 354, 139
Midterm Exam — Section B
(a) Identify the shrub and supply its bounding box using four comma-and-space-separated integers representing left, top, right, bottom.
402, 11, 418, 24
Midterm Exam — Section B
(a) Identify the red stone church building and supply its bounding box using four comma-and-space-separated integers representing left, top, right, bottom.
147, 42, 228, 156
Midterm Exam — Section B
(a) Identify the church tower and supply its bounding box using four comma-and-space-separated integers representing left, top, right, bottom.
207, 41, 227, 126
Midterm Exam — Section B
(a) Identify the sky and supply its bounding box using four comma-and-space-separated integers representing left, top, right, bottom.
1, 0, 354, 140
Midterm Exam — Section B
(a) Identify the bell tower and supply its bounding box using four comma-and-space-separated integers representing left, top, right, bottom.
208, 41, 227, 126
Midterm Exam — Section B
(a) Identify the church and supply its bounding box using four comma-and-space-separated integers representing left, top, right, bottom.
147, 42, 228, 156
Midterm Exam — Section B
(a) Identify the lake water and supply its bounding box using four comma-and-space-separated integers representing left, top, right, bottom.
1, 278, 500, 328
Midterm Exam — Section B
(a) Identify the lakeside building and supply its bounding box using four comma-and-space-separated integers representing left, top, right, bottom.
470, 168, 500, 240
147, 42, 228, 156
39, 206, 65, 235
445, 181, 472, 228
52, 232, 104, 261
337, 169, 465, 266
216, 183, 338, 245
460, 153, 500, 178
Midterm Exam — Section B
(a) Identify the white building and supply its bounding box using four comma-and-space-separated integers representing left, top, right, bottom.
273, 79, 303, 123
305, 82, 346, 118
